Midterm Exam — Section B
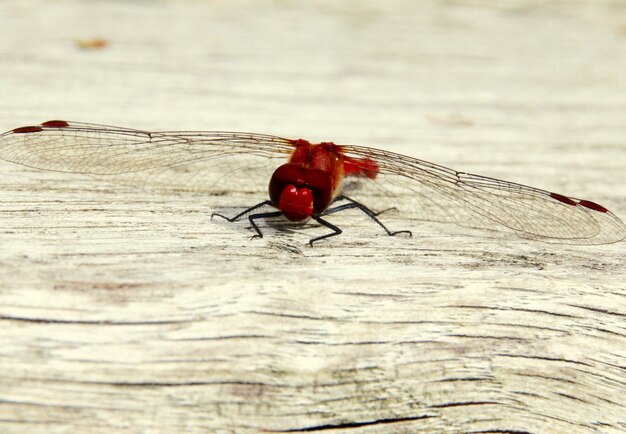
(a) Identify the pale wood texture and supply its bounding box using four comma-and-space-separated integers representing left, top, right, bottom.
1, 1, 626, 433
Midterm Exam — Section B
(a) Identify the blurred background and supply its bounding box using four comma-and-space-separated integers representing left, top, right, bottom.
2, 0, 625, 195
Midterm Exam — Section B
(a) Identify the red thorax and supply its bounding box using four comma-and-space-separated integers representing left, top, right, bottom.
268, 139, 378, 221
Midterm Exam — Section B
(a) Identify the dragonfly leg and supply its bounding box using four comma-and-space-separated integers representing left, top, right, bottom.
373, 206, 399, 216
324, 195, 412, 237
211, 200, 274, 222
332, 195, 397, 216
212, 200, 282, 239
310, 216, 342, 246
248, 210, 284, 239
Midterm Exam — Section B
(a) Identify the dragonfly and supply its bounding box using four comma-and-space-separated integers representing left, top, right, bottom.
0, 120, 624, 245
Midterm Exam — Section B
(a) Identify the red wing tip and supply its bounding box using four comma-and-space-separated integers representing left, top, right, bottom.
11, 120, 70, 134
12, 125, 43, 134
579, 200, 608, 213
41, 120, 70, 128
550, 192, 577, 206
551, 193, 610, 213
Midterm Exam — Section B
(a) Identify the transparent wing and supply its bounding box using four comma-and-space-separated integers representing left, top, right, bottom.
1, 121, 624, 245
340, 145, 626, 245
0, 120, 295, 196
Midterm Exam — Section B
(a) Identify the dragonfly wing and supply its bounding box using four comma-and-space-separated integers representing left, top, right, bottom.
341, 145, 626, 245
0, 121, 294, 195
2, 122, 624, 244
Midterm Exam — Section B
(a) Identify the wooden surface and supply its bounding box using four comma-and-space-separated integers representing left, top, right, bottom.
1, 1, 626, 433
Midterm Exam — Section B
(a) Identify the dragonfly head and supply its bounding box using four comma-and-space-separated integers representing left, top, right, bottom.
269, 163, 332, 221
277, 185, 314, 221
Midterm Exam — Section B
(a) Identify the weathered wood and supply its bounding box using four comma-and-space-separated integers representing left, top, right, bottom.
1, 1, 625, 433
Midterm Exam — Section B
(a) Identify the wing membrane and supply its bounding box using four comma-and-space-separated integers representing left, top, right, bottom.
1, 121, 624, 244
0, 121, 294, 195
341, 145, 626, 244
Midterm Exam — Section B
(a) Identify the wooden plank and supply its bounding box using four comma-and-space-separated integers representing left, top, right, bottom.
0, 1, 625, 433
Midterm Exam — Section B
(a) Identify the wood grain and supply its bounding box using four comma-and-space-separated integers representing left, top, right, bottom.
1, 1, 625, 433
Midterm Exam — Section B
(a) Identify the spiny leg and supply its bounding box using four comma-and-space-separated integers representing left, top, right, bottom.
211, 200, 274, 222
331, 195, 399, 217
248, 210, 283, 239
372, 206, 399, 217
310, 216, 342, 246
332, 195, 396, 214
324, 195, 412, 237
212, 200, 280, 239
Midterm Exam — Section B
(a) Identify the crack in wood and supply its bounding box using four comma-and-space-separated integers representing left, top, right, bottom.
0, 314, 185, 325
274, 415, 434, 432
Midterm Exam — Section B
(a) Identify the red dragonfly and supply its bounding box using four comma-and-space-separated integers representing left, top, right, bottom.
1, 120, 624, 245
